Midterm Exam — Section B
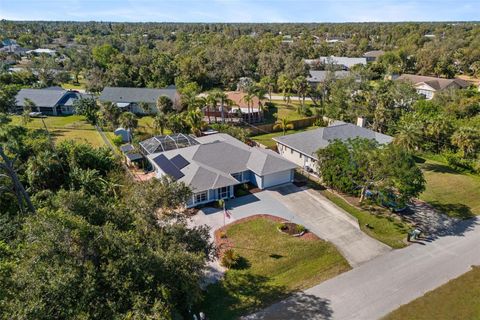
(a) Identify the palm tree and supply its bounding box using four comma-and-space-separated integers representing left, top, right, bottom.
277, 74, 293, 106
206, 93, 218, 123
242, 93, 254, 123
273, 117, 294, 135
21, 98, 35, 125
213, 90, 228, 124
259, 76, 275, 102
185, 107, 206, 137
394, 122, 423, 153
293, 76, 310, 108
156, 96, 173, 114
253, 87, 267, 122
118, 112, 138, 142
153, 112, 168, 135
451, 127, 479, 158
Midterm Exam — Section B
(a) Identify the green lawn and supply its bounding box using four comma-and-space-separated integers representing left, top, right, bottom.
419, 158, 480, 218
251, 125, 318, 149
263, 99, 315, 123
299, 172, 409, 249
11, 115, 106, 148
384, 266, 480, 320
200, 217, 350, 319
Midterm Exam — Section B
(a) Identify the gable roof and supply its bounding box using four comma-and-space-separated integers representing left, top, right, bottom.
273, 123, 393, 160
396, 74, 470, 91
98, 86, 179, 105
145, 133, 296, 192
307, 70, 351, 83
319, 56, 367, 69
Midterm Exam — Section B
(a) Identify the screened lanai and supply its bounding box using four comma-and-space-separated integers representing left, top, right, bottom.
139, 133, 200, 155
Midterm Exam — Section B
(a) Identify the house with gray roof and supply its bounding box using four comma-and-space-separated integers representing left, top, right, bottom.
307, 70, 351, 86
15, 87, 89, 115
395, 74, 469, 100
140, 133, 297, 207
98, 86, 181, 115
319, 56, 367, 70
273, 121, 393, 172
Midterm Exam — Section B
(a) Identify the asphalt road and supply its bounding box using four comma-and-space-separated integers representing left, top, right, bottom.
245, 217, 480, 320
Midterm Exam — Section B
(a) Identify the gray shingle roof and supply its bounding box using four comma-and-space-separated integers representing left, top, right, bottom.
319, 56, 367, 69
98, 86, 179, 104
273, 123, 393, 160
307, 70, 351, 83
146, 133, 296, 192
396, 74, 469, 91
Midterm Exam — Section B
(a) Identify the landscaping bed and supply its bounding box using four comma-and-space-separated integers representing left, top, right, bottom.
201, 215, 350, 319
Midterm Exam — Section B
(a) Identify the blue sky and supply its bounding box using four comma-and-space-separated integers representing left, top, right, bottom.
0, 0, 478, 22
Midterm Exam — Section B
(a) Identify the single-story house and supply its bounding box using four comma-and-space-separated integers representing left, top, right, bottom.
395, 74, 470, 100
15, 87, 89, 115
319, 56, 367, 70
363, 50, 385, 62
307, 70, 351, 86
202, 91, 262, 123
273, 120, 393, 172
0, 39, 27, 55
140, 133, 297, 207
98, 86, 181, 114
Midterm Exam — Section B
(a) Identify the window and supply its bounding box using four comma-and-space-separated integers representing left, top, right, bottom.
219, 187, 229, 199
195, 191, 207, 203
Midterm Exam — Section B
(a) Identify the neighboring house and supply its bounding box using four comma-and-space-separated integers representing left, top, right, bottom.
140, 133, 297, 208
363, 50, 385, 62
98, 86, 181, 114
305, 56, 367, 71
395, 74, 470, 100
15, 87, 88, 115
0, 39, 27, 55
273, 120, 393, 172
202, 91, 262, 123
319, 56, 367, 70
307, 70, 351, 86
26, 48, 57, 56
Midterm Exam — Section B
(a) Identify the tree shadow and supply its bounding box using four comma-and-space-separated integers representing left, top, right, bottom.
243, 291, 333, 320
420, 162, 460, 174
199, 272, 290, 319
428, 201, 475, 220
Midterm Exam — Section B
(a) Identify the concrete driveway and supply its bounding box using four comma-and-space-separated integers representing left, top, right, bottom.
245, 217, 480, 320
192, 184, 390, 268
268, 184, 391, 267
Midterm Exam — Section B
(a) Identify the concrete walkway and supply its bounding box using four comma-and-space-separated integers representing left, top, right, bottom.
269, 185, 391, 267
245, 217, 480, 320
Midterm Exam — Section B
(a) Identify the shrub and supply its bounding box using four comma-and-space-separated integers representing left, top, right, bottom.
444, 152, 477, 173
295, 224, 306, 234
221, 249, 241, 269
219, 231, 227, 239
276, 222, 287, 231
111, 135, 123, 146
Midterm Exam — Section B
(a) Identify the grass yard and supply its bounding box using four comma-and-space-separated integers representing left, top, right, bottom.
11, 115, 106, 148
320, 190, 409, 248
200, 217, 350, 319
251, 125, 318, 149
419, 158, 480, 218
298, 172, 409, 249
384, 266, 480, 320
263, 99, 315, 123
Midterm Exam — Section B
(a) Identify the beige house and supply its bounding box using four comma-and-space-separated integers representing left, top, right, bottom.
396, 74, 469, 100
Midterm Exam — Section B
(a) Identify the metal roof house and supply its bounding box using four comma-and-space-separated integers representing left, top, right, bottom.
15, 87, 88, 115
98, 86, 181, 115
140, 133, 297, 208
273, 121, 393, 172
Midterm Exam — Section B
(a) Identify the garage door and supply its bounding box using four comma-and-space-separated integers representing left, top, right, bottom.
262, 170, 293, 188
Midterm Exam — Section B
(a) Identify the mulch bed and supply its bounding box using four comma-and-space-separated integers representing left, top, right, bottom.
214, 214, 319, 258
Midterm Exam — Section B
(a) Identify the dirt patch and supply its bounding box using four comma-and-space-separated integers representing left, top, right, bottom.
214, 214, 319, 258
